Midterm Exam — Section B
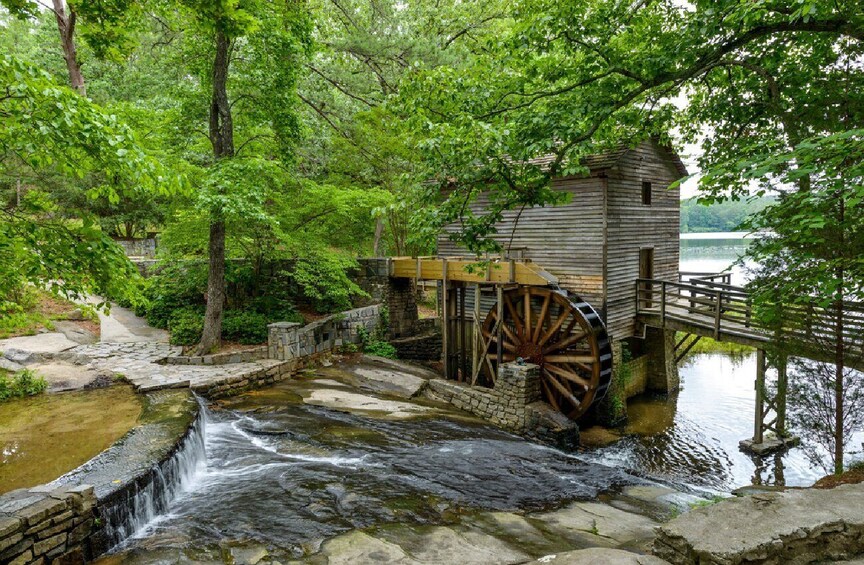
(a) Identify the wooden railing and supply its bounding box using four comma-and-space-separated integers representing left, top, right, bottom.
636, 277, 864, 355
678, 271, 733, 285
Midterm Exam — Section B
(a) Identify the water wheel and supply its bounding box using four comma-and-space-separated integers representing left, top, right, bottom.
480, 286, 612, 420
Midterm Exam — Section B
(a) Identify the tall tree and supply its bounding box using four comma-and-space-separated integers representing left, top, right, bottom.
1, 0, 142, 94
167, 0, 312, 354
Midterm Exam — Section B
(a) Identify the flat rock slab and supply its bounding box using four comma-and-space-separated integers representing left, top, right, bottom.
536, 501, 660, 549
52, 320, 99, 345
396, 524, 529, 564
303, 389, 437, 419
531, 548, 669, 564
0, 333, 79, 360
653, 483, 864, 564
25, 361, 108, 391
340, 356, 436, 398
318, 531, 412, 564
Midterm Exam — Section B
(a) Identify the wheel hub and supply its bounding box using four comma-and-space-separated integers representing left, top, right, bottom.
516, 341, 544, 366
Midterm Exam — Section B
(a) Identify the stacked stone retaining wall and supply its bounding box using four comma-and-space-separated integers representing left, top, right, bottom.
390, 332, 442, 361
162, 346, 268, 366
0, 485, 97, 565
423, 363, 579, 449
268, 305, 379, 361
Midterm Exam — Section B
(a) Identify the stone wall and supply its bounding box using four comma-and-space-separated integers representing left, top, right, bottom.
191, 361, 296, 399
390, 332, 442, 361
423, 363, 579, 449
0, 485, 98, 564
114, 238, 157, 258
268, 305, 380, 361
162, 346, 268, 366
352, 259, 419, 339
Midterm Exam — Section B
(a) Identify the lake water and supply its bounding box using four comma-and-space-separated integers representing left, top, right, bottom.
679, 231, 754, 286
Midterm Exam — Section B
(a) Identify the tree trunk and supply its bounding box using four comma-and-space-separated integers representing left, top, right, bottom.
833, 193, 846, 475
198, 220, 227, 353
52, 0, 86, 96
194, 29, 234, 355
372, 217, 384, 256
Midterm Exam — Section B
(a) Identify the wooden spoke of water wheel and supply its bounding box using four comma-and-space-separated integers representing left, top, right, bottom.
480, 286, 613, 420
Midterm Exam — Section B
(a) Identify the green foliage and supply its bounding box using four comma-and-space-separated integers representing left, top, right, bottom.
0, 369, 48, 402
168, 308, 204, 346
675, 334, 754, 359
357, 323, 398, 360
143, 264, 208, 330
681, 197, 776, 233
288, 253, 368, 313
222, 311, 270, 345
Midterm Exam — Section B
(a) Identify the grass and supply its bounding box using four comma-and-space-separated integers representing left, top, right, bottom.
0, 368, 48, 402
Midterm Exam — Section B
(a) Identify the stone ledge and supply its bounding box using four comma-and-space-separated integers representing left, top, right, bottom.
0, 485, 97, 564
653, 482, 864, 564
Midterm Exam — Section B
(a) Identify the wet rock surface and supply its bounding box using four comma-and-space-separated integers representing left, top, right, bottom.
96, 368, 663, 563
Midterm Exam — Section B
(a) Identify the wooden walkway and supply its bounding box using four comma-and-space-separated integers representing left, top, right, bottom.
636, 273, 864, 362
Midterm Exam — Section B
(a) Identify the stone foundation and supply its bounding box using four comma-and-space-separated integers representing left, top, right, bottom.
0, 485, 98, 565
645, 327, 679, 393
390, 332, 442, 361
423, 363, 579, 449
352, 258, 418, 339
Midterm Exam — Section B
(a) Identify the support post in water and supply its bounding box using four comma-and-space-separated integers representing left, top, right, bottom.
740, 349, 800, 456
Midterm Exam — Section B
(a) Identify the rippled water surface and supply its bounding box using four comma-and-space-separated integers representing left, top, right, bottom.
110, 377, 641, 559
587, 352, 828, 491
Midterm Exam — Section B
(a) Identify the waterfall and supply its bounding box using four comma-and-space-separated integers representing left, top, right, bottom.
100, 397, 209, 549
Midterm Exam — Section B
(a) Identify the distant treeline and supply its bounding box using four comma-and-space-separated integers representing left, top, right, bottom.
680, 196, 775, 233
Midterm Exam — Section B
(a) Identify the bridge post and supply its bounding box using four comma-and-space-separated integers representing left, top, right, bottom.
740, 349, 800, 455
753, 348, 766, 444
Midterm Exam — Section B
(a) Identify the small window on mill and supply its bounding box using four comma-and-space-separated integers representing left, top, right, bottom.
641, 181, 652, 205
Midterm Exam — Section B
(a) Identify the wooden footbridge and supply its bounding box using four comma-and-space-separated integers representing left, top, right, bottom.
636, 273, 864, 454
635, 273, 864, 363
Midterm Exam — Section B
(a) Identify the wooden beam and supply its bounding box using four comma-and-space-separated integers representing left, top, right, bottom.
391, 257, 557, 286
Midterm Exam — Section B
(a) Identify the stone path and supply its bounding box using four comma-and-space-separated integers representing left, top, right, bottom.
2, 302, 285, 393
53, 342, 285, 391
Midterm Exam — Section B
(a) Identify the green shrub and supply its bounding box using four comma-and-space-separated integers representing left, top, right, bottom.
144, 263, 209, 329
363, 340, 398, 359
0, 369, 48, 401
222, 310, 269, 344
357, 326, 398, 359
168, 308, 204, 346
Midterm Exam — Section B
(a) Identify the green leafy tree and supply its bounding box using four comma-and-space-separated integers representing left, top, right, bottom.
397, 0, 862, 253
0, 54, 169, 304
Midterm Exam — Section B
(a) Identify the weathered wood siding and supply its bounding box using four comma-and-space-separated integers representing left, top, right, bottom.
437, 176, 607, 310
604, 139, 681, 339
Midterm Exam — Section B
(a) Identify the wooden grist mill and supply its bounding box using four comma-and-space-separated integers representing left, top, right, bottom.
389, 139, 689, 424
391, 258, 613, 420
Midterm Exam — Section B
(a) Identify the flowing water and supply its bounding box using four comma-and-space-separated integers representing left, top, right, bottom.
93, 232, 850, 560
103, 381, 645, 561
